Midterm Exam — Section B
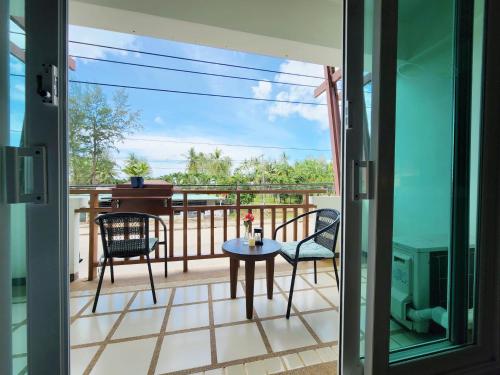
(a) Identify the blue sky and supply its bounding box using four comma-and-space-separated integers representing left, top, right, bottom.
10, 24, 332, 177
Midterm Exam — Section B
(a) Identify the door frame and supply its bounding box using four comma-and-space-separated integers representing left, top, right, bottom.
25, 0, 69, 373
341, 0, 500, 374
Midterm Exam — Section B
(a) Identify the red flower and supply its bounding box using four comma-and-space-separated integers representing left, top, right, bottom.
243, 210, 254, 228
243, 212, 255, 222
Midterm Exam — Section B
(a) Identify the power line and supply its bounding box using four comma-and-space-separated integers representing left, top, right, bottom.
68, 79, 326, 106
11, 73, 325, 105
9, 30, 326, 80
123, 137, 330, 152
70, 55, 319, 88
69, 40, 325, 80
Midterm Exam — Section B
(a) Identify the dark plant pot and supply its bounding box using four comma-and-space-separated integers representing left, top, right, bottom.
130, 176, 144, 188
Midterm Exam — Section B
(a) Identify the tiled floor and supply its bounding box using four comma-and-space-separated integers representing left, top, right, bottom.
71, 268, 340, 374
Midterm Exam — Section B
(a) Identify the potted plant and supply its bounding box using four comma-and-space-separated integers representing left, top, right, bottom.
122, 153, 151, 188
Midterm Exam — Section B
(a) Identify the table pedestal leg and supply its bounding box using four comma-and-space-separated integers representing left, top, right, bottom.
266, 257, 275, 299
230, 258, 239, 299
245, 260, 255, 319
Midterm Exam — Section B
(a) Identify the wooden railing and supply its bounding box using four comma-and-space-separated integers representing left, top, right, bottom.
70, 187, 328, 280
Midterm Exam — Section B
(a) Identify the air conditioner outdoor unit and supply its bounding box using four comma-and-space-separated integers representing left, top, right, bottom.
390, 236, 450, 333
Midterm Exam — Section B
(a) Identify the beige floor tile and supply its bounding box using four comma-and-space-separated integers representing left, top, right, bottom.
91, 337, 156, 375
274, 275, 310, 292
155, 330, 211, 374
289, 289, 331, 312
211, 282, 244, 300
205, 367, 225, 375
303, 310, 339, 343
12, 324, 27, 355
215, 322, 267, 363
316, 346, 337, 362
71, 314, 120, 346
298, 349, 322, 366
318, 287, 340, 307
212, 299, 248, 325
302, 272, 337, 287
173, 285, 208, 305
225, 364, 246, 375
253, 294, 288, 318
12, 303, 26, 324
282, 353, 304, 370
83, 292, 134, 314
71, 346, 99, 375
113, 308, 165, 339
129, 288, 171, 310
252, 278, 278, 296
166, 302, 209, 332
261, 316, 317, 352
205, 368, 224, 375
245, 360, 267, 375
70, 296, 92, 317
262, 357, 285, 374
13, 356, 27, 374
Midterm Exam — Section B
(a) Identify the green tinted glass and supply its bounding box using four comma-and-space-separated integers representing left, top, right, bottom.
388, 0, 484, 362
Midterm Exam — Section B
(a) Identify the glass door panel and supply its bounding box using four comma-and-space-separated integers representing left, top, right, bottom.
2, 0, 68, 373
388, 0, 484, 363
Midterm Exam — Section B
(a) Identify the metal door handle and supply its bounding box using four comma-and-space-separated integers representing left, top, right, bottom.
352, 160, 374, 200
4, 146, 47, 204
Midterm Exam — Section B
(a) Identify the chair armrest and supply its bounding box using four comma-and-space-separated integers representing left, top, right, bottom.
292, 217, 339, 261
144, 214, 168, 245
273, 208, 323, 240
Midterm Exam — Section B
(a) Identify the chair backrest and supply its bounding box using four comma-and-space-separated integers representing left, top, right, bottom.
96, 212, 150, 257
313, 209, 340, 253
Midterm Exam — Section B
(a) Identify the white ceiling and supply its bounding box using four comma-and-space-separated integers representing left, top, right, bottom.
69, 0, 343, 65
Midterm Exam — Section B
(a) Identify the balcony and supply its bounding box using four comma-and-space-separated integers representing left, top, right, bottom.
69, 185, 340, 374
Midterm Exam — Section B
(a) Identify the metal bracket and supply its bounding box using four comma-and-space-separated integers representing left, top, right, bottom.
37, 64, 58, 106
4, 146, 47, 204
352, 160, 374, 200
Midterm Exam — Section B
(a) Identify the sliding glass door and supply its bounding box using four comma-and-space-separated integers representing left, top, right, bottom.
1, 0, 68, 373
340, 0, 498, 373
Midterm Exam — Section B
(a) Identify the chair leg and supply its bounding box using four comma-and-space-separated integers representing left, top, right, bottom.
92, 257, 107, 313
146, 254, 157, 304
286, 263, 298, 319
164, 245, 168, 278
314, 260, 317, 284
333, 257, 339, 291
109, 257, 114, 283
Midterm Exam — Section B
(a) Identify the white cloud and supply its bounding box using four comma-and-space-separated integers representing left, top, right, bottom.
251, 81, 272, 99
267, 60, 329, 130
68, 25, 138, 62
115, 134, 281, 177
154, 116, 165, 125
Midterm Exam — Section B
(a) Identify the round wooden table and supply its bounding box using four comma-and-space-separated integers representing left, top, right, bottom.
222, 238, 281, 319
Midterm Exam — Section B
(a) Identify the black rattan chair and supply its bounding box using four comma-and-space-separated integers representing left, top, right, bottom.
92, 212, 167, 313
274, 208, 340, 318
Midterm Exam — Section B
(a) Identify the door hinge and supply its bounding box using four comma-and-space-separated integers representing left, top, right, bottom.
352, 160, 374, 200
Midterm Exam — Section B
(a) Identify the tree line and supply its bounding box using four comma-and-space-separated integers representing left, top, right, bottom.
69, 84, 334, 188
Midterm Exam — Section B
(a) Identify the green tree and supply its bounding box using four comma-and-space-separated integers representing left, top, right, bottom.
69, 84, 141, 184
122, 153, 152, 177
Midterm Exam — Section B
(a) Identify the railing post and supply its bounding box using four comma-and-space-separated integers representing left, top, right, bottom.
303, 193, 310, 237
282, 207, 287, 242
169, 210, 174, 258
87, 191, 99, 281
210, 209, 215, 255
223, 208, 228, 241
183, 193, 188, 272
197, 210, 202, 256
236, 192, 241, 238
